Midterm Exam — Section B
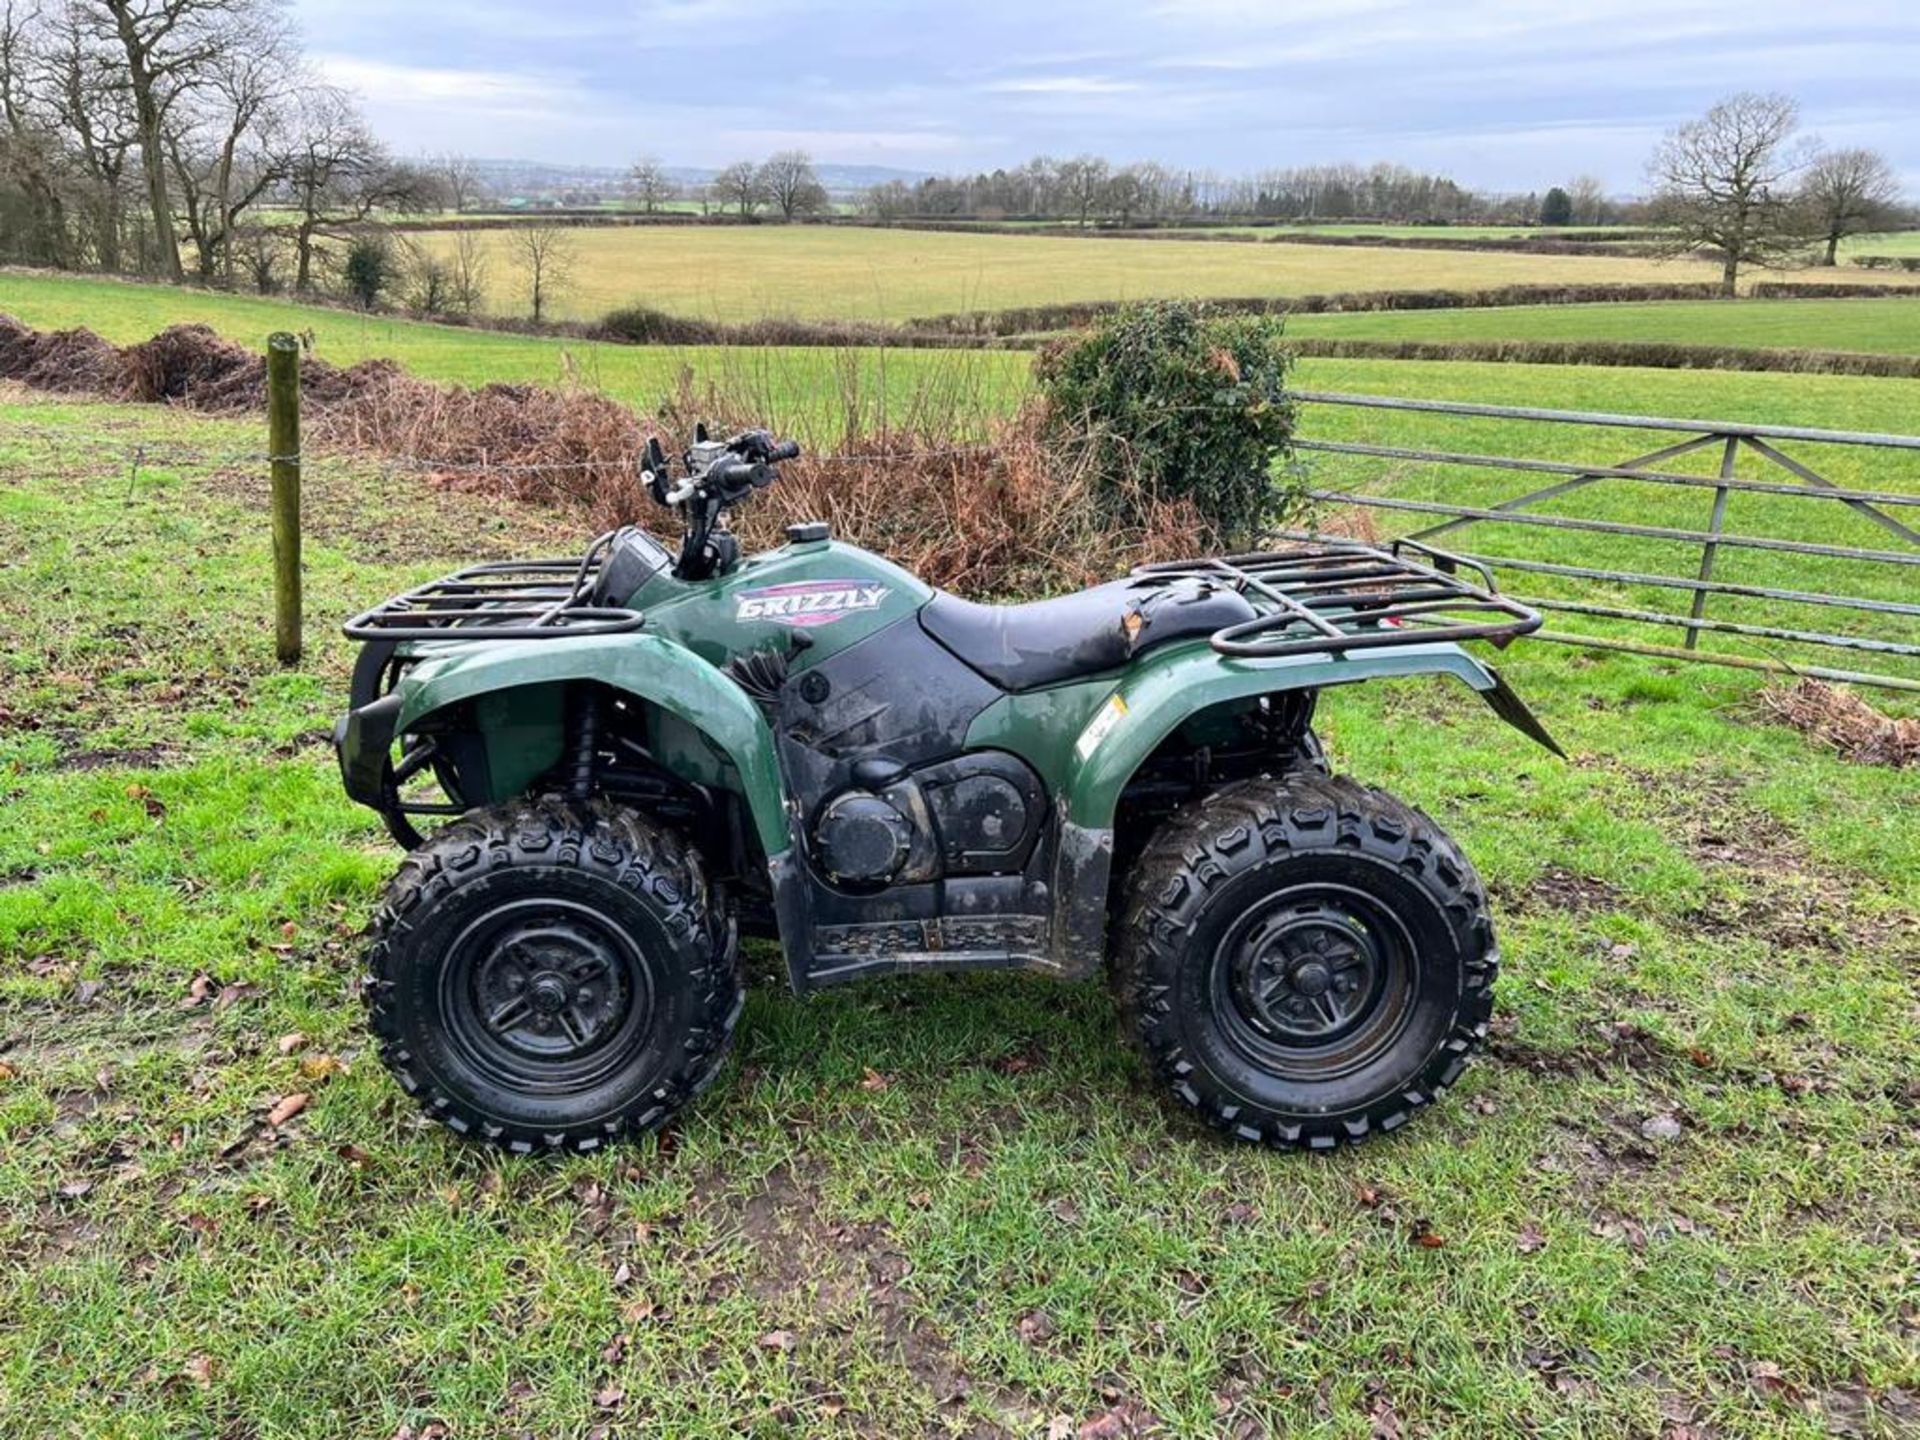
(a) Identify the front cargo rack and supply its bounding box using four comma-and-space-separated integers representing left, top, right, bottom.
343, 531, 645, 642
1134, 534, 1542, 659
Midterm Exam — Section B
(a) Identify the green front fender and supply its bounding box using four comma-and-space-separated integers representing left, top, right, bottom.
393, 634, 789, 858
1057, 640, 1519, 831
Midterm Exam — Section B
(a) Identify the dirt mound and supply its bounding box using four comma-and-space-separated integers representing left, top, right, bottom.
118, 324, 405, 412
1759, 679, 1920, 767
0, 314, 125, 393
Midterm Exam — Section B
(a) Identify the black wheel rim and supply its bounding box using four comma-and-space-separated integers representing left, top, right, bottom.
438, 897, 656, 1094
1210, 881, 1417, 1080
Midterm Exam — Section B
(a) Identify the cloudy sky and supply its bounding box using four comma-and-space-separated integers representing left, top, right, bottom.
293, 0, 1919, 192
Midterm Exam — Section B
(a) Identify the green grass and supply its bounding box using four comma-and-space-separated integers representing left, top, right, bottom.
0, 270, 1032, 429
1843, 230, 1920, 259
5, 267, 1918, 679
1287, 297, 1920, 356
0, 387, 1916, 1437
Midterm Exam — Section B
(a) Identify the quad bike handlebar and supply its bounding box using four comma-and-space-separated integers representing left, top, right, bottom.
642, 425, 803, 581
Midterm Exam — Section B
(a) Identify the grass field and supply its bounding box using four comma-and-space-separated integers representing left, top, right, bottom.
1287, 296, 1920, 355
1845, 231, 1920, 259
404, 224, 1760, 324
2, 384, 1915, 1438
7, 270, 1920, 687
0, 271, 1033, 428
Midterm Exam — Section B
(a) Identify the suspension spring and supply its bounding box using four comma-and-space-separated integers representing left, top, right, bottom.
566, 685, 602, 799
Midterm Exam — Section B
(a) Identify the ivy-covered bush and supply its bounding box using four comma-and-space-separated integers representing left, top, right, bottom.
1033, 300, 1300, 545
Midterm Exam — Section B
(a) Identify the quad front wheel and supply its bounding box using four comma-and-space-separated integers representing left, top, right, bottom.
1114, 774, 1495, 1149
365, 797, 742, 1153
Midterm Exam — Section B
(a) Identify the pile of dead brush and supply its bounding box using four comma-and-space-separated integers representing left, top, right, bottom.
0, 315, 650, 530
654, 371, 1208, 595
0, 313, 1207, 594
1759, 678, 1920, 767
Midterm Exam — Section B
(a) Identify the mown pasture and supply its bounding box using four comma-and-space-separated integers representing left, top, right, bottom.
1287, 296, 1920, 356
403, 223, 1783, 324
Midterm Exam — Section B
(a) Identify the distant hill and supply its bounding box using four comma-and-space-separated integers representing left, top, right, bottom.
463, 157, 930, 202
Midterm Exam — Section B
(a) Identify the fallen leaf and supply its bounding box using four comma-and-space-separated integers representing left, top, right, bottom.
266, 1092, 309, 1127
621, 1295, 656, 1325
1411, 1220, 1445, 1248
600, 1332, 629, 1365
335, 1143, 372, 1167
757, 1329, 796, 1353
214, 982, 257, 1011
611, 1260, 633, 1288
185, 974, 214, 1008
184, 1354, 215, 1387
1017, 1309, 1056, 1344
594, 1386, 625, 1409
0, 1059, 16, 1082
1641, 1113, 1683, 1143
1516, 1222, 1547, 1255
859, 1067, 891, 1092
299, 1053, 343, 1081
58, 1178, 94, 1199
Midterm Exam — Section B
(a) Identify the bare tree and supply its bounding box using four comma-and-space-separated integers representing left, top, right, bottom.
1566, 173, 1608, 226
511, 221, 572, 321
1648, 92, 1811, 295
1800, 147, 1901, 266
0, 0, 76, 266
626, 154, 675, 213
446, 226, 486, 313
1056, 154, 1110, 227
38, 2, 140, 269
436, 151, 482, 213
279, 85, 434, 291
755, 149, 824, 221
164, 7, 290, 281
710, 158, 762, 217
85, 0, 266, 281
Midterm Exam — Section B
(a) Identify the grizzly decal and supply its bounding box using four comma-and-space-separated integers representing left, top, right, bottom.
735, 580, 892, 628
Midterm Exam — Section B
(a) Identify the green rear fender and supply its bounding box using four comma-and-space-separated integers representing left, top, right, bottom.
393, 634, 789, 858
1054, 640, 1532, 830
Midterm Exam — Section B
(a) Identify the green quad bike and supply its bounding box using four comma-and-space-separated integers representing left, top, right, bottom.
335, 427, 1561, 1154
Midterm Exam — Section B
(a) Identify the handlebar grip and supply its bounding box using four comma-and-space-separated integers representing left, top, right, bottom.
768, 440, 801, 463
706, 456, 759, 491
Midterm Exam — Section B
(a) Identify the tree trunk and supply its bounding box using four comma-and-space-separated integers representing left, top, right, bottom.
294, 219, 316, 290
111, 10, 183, 281
1720, 252, 1739, 297
1823, 233, 1840, 266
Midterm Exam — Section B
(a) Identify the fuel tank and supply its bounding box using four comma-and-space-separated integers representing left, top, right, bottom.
607, 528, 934, 671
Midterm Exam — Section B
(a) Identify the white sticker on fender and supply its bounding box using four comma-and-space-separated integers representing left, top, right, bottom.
1075, 694, 1129, 761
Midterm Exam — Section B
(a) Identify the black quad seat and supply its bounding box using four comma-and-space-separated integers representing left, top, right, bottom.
920, 576, 1257, 693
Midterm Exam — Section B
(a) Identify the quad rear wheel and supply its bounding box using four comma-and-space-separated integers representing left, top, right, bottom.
1114, 774, 1494, 1149
365, 797, 742, 1153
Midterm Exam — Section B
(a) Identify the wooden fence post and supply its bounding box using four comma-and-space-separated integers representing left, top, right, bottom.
268, 332, 302, 664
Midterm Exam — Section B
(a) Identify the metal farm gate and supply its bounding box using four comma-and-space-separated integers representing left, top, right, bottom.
1293, 391, 1920, 693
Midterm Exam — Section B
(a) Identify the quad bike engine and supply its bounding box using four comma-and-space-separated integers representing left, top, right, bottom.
809, 753, 1044, 890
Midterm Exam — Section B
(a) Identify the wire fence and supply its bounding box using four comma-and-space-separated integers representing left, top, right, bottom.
15, 368, 1920, 691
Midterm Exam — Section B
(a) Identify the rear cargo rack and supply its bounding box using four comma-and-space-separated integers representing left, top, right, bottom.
1133, 534, 1542, 659
343, 532, 645, 642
